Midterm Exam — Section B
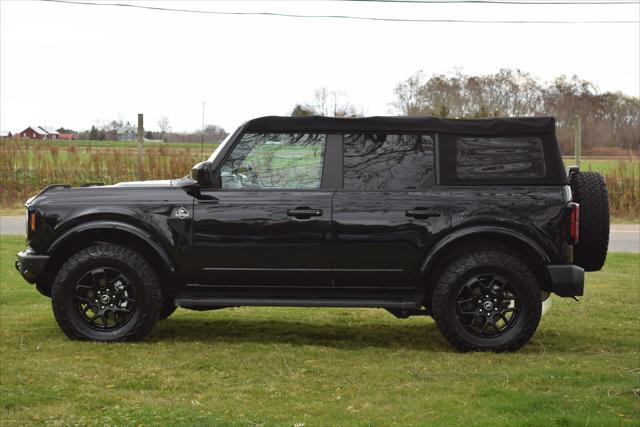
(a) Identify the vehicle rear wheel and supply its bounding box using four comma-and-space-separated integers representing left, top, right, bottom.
570, 171, 610, 271
51, 244, 162, 341
431, 251, 542, 352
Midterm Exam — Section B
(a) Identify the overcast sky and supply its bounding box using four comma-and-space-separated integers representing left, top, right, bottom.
1, 0, 638, 133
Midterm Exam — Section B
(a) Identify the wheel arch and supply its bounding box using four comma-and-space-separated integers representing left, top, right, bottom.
419, 226, 552, 307
42, 221, 179, 297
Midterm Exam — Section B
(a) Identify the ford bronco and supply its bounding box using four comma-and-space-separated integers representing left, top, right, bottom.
15, 116, 610, 351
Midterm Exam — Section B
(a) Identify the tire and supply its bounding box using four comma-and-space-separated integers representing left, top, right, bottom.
570, 171, 610, 272
51, 244, 162, 341
431, 251, 542, 352
158, 298, 178, 320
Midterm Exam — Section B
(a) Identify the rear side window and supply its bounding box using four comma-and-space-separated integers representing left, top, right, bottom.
343, 134, 435, 190
455, 136, 546, 179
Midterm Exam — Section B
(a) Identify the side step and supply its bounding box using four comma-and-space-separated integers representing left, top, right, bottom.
176, 296, 421, 310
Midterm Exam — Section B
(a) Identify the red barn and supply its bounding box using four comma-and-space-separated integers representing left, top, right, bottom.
20, 126, 47, 139
19, 126, 59, 140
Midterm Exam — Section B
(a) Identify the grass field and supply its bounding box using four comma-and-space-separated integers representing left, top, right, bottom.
0, 236, 638, 426
563, 157, 638, 172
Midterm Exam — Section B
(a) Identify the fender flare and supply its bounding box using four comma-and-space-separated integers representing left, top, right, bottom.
48, 220, 179, 286
419, 225, 551, 281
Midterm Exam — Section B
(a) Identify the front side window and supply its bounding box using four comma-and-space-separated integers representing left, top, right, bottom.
344, 134, 435, 190
220, 133, 326, 189
455, 136, 546, 179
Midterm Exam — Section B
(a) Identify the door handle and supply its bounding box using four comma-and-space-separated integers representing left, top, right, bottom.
406, 208, 441, 219
287, 207, 323, 219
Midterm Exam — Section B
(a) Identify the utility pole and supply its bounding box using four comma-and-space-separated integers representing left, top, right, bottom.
574, 115, 581, 167
137, 113, 144, 180
201, 102, 205, 160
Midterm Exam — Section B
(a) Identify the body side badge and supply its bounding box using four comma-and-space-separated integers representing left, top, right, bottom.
175, 207, 190, 219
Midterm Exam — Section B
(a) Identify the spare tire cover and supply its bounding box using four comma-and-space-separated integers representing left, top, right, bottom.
570, 171, 610, 272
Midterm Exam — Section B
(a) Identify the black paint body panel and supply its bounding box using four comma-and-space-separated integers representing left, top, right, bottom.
332, 190, 451, 286
193, 190, 334, 286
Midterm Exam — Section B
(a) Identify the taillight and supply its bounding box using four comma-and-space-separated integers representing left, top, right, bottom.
567, 202, 580, 244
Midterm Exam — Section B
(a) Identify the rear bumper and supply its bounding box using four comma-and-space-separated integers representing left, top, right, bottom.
15, 249, 49, 284
547, 264, 584, 297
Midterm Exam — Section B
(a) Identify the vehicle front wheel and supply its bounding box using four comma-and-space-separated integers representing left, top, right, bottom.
431, 251, 542, 352
51, 244, 162, 341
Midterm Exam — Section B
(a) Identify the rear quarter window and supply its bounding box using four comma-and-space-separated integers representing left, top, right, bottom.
455, 136, 546, 180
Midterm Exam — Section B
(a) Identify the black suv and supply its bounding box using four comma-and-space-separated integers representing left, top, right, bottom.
16, 116, 610, 351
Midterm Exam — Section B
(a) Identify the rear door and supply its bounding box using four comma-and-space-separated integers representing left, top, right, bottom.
193, 132, 337, 287
332, 133, 450, 288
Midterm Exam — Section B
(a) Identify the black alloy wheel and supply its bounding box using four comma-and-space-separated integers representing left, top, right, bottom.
455, 274, 519, 337
74, 267, 136, 330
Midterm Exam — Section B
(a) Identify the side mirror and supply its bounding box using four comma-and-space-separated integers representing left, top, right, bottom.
191, 161, 213, 186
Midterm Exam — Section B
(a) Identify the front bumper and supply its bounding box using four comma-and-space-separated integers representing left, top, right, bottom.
547, 264, 584, 297
15, 249, 49, 284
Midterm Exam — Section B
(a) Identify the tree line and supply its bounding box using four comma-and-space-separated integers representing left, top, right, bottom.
293, 69, 639, 155
70, 118, 228, 145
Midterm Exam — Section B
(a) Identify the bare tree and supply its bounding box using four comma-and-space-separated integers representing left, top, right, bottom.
157, 116, 171, 142
391, 69, 639, 154
310, 87, 362, 117
392, 71, 425, 115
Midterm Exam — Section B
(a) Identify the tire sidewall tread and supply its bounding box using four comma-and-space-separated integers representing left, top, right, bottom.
51, 244, 162, 341
570, 171, 610, 272
432, 251, 542, 352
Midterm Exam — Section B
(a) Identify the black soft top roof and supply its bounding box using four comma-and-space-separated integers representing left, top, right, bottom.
242, 115, 556, 135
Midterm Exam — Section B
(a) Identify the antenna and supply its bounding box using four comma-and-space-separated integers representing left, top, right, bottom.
201, 102, 205, 160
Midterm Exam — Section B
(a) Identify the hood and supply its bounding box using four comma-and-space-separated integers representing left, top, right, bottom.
112, 179, 175, 187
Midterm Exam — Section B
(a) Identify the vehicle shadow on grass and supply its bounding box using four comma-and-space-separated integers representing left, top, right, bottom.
147, 314, 603, 354
150, 316, 454, 351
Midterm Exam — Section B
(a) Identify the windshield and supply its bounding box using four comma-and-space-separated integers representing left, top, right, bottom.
177, 125, 239, 181
207, 129, 236, 163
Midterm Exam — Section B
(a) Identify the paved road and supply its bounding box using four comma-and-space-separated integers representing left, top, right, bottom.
2, 216, 638, 253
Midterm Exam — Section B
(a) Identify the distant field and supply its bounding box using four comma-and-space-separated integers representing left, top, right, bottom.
18, 138, 213, 151
1, 139, 638, 220
0, 236, 638, 425
563, 157, 640, 174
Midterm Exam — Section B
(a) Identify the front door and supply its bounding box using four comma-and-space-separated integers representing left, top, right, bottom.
193, 132, 334, 287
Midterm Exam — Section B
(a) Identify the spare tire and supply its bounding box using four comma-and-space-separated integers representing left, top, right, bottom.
570, 171, 610, 271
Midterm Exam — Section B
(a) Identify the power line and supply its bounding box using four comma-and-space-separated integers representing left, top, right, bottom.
339, 0, 639, 4
40, 0, 640, 24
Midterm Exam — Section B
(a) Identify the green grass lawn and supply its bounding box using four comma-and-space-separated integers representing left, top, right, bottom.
0, 237, 639, 426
